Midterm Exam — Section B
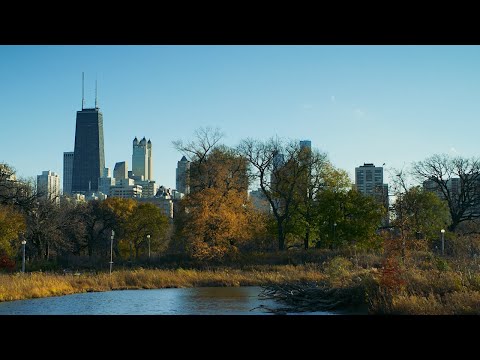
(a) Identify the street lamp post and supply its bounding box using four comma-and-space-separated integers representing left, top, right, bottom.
333, 223, 337, 244
441, 229, 445, 256
110, 230, 114, 275
147, 235, 151, 259
21, 239, 26, 273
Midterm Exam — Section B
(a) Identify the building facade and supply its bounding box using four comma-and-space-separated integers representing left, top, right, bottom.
71, 107, 105, 193
37, 170, 61, 205
109, 178, 142, 199
114, 161, 128, 182
355, 163, 389, 225
63, 151, 74, 195
99, 167, 115, 196
176, 155, 190, 195
132, 137, 153, 181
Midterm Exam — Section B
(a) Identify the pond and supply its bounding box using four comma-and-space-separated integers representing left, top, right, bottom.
0, 286, 334, 315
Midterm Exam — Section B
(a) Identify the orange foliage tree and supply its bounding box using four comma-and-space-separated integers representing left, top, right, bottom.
178, 188, 265, 261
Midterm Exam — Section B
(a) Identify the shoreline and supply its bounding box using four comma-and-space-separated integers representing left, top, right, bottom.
0, 266, 327, 303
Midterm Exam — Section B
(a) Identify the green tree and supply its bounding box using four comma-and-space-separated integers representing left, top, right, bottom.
392, 186, 451, 248
314, 189, 385, 249
124, 203, 169, 259
412, 154, 480, 231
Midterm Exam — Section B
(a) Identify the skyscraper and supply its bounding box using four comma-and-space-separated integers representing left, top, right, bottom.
114, 161, 128, 182
37, 170, 61, 205
176, 156, 190, 194
71, 76, 105, 194
63, 151, 74, 195
132, 137, 153, 181
299, 140, 311, 151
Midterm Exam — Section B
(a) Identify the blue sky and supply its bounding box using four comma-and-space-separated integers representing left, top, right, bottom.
1, 45, 480, 190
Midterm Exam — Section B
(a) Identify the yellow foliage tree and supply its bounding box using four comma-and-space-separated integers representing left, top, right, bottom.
180, 188, 265, 261
0, 205, 26, 257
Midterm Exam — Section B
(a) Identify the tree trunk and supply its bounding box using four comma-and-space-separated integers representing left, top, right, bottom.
304, 227, 310, 250
278, 222, 285, 251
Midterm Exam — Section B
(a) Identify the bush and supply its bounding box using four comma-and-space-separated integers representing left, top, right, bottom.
0, 254, 15, 272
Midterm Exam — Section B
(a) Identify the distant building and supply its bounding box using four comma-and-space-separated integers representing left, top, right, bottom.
63, 152, 74, 195
249, 188, 271, 214
299, 140, 311, 150
132, 137, 153, 181
176, 156, 190, 195
110, 178, 142, 199
355, 163, 389, 225
72, 107, 105, 194
136, 180, 158, 198
138, 186, 174, 219
99, 167, 115, 196
114, 161, 128, 182
37, 170, 61, 205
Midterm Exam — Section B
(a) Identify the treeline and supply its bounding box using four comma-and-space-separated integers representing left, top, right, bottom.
2, 128, 480, 271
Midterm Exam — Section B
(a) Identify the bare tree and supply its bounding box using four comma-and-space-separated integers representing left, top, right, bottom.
237, 138, 314, 250
412, 154, 480, 232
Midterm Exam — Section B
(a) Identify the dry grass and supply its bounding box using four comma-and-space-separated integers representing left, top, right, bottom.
0, 266, 326, 303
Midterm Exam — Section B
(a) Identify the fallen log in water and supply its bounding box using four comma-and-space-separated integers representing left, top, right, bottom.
257, 282, 367, 314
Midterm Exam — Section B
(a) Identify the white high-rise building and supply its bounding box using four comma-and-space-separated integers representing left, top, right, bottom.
99, 167, 114, 196
176, 156, 190, 195
63, 152, 74, 195
110, 178, 142, 199
132, 137, 153, 181
37, 170, 61, 205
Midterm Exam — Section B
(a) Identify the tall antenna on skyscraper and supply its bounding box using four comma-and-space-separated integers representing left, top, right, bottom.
82, 72, 85, 110
95, 75, 98, 109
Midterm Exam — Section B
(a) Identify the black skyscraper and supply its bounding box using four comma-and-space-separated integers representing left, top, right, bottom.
71, 107, 105, 193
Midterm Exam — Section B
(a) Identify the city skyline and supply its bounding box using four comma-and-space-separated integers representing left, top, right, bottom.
2, 45, 480, 189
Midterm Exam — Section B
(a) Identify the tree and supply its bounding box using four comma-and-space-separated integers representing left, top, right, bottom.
124, 203, 170, 259
0, 205, 26, 257
392, 186, 450, 250
314, 189, 385, 249
238, 138, 333, 250
294, 158, 351, 250
176, 188, 264, 261
412, 154, 480, 231
0, 163, 38, 215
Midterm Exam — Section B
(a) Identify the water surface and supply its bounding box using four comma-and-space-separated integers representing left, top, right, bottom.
0, 286, 334, 315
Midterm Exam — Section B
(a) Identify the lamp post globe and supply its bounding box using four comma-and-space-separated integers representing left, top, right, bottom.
441, 229, 445, 255
147, 235, 151, 259
21, 239, 26, 273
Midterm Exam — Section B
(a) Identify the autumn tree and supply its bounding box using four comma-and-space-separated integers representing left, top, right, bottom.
173, 128, 262, 260
0, 205, 26, 257
176, 188, 265, 261
412, 154, 480, 231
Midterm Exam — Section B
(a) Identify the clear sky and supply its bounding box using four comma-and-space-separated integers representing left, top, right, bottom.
1, 45, 480, 190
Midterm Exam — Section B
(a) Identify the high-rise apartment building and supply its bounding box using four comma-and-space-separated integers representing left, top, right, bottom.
355, 163, 389, 225
176, 156, 190, 195
71, 77, 105, 194
132, 137, 153, 181
37, 170, 61, 205
63, 151, 74, 195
